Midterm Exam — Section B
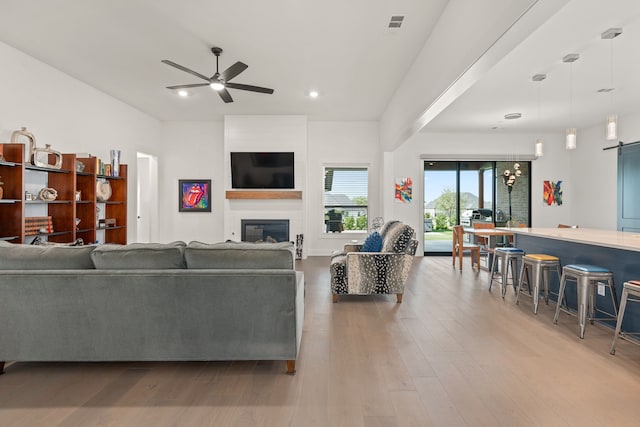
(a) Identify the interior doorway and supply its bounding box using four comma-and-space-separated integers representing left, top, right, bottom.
136, 152, 158, 242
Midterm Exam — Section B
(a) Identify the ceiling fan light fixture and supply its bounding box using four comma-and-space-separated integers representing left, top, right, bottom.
178, 90, 189, 97
308, 90, 319, 98
209, 81, 225, 91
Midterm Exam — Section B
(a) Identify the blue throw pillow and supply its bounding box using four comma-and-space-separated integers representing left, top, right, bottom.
361, 231, 383, 252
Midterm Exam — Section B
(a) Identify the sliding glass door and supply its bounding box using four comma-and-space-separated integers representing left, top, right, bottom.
424, 160, 530, 255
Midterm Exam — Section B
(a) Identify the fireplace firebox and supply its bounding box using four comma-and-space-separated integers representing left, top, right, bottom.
241, 219, 290, 243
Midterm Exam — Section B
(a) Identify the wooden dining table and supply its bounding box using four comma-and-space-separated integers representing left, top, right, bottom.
464, 227, 516, 247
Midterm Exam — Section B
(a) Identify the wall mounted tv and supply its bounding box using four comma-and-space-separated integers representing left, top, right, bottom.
231, 152, 295, 189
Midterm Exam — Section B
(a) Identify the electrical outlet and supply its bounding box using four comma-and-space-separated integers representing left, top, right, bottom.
598, 283, 606, 296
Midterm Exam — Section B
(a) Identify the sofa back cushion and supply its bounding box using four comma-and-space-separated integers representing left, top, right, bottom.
0, 241, 95, 270
185, 241, 294, 269
381, 223, 415, 253
91, 241, 187, 269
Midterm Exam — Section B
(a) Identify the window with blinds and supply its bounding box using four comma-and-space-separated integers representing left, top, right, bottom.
323, 167, 368, 233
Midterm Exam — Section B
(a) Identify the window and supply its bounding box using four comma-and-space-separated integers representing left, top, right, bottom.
323, 166, 368, 233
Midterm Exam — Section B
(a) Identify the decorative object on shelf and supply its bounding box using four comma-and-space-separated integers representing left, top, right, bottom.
25, 191, 37, 201
31, 235, 84, 246
0, 145, 4, 162
179, 179, 211, 212
370, 217, 384, 232
99, 218, 116, 228
25, 216, 53, 235
503, 163, 522, 224
75, 218, 81, 230
543, 180, 563, 206
96, 180, 112, 202
75, 190, 81, 201
0, 175, 3, 200
37, 187, 58, 202
110, 149, 121, 177
394, 177, 412, 203
10, 127, 63, 169
75, 160, 85, 172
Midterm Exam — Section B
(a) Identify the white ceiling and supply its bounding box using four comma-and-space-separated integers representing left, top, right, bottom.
2, 0, 639, 139
0, 0, 449, 122
424, 0, 640, 135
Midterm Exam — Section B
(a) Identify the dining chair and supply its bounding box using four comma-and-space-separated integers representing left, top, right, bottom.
473, 222, 495, 268
452, 225, 480, 270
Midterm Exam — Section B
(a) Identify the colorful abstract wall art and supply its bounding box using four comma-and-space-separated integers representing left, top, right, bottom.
179, 179, 212, 212
395, 177, 413, 203
543, 180, 563, 206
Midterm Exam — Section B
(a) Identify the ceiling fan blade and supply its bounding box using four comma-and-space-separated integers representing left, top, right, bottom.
225, 82, 274, 94
217, 88, 233, 103
161, 60, 210, 82
166, 83, 210, 89
220, 62, 248, 82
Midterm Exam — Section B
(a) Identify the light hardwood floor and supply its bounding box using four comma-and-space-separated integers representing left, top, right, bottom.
1, 256, 640, 426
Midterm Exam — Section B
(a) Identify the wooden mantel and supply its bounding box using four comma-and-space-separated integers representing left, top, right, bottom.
225, 190, 302, 200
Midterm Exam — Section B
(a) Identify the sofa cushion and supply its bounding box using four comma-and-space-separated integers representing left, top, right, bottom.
381, 223, 415, 253
0, 241, 95, 270
185, 241, 294, 269
361, 231, 382, 252
91, 241, 187, 269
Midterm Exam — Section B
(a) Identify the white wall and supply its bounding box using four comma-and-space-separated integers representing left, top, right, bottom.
156, 121, 225, 243
307, 121, 380, 256
224, 116, 307, 253
387, 131, 573, 253
0, 41, 160, 242
571, 112, 640, 229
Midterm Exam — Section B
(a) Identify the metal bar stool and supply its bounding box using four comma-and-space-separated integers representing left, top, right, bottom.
489, 247, 524, 298
553, 264, 618, 339
610, 280, 640, 355
516, 254, 561, 314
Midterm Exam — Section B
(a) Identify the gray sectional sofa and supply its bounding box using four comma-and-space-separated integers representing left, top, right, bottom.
0, 240, 304, 375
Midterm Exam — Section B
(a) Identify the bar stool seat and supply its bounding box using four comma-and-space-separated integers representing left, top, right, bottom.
553, 264, 619, 339
610, 280, 640, 355
516, 254, 561, 314
489, 247, 525, 298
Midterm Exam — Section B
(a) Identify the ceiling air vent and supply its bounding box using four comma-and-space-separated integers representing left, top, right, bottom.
388, 15, 405, 32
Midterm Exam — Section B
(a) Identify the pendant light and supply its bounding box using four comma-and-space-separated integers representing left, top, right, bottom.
563, 53, 579, 150
602, 28, 623, 141
532, 74, 546, 157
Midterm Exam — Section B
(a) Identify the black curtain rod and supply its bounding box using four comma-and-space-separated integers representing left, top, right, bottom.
603, 140, 640, 151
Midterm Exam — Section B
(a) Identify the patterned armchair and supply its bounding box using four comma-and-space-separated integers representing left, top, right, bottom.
330, 221, 418, 303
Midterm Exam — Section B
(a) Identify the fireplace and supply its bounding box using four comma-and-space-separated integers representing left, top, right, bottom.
241, 219, 290, 243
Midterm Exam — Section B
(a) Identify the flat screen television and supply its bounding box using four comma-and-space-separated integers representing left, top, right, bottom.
230, 152, 295, 189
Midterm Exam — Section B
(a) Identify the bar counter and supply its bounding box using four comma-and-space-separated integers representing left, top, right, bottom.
511, 227, 640, 252
511, 227, 640, 334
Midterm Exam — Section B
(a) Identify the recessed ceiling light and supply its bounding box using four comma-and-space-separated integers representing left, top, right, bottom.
504, 113, 522, 120
178, 90, 189, 97
309, 90, 319, 98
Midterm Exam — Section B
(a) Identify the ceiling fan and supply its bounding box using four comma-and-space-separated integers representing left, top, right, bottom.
162, 47, 274, 103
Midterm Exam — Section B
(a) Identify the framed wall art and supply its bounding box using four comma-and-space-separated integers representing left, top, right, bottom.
395, 177, 412, 203
179, 179, 211, 212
